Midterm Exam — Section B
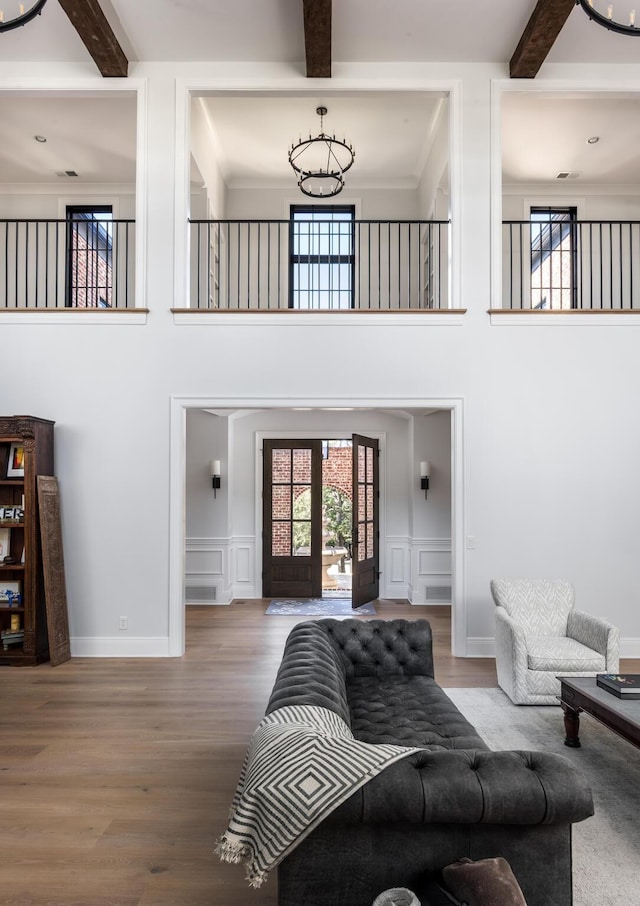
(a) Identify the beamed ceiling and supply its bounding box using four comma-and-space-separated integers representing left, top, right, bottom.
5, 1, 640, 77
3, 2, 640, 194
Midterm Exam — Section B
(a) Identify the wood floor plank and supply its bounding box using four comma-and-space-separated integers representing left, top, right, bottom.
0, 600, 635, 905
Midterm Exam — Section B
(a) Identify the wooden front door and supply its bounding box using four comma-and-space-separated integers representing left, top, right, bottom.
262, 440, 322, 598
352, 434, 379, 608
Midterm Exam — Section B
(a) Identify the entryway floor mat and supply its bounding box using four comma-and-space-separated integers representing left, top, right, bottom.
265, 598, 376, 616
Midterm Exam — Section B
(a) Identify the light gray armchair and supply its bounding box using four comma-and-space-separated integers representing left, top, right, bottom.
490, 578, 619, 705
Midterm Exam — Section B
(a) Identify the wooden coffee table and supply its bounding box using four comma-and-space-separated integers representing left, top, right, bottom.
558, 676, 640, 749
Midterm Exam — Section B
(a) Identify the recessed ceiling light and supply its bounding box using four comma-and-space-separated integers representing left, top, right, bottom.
587, 136, 600, 144
34, 135, 47, 143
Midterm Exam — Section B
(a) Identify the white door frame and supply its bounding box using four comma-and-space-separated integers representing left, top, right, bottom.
169, 395, 466, 657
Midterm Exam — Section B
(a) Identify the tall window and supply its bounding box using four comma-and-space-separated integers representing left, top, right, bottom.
66, 205, 113, 308
289, 205, 354, 309
530, 207, 577, 310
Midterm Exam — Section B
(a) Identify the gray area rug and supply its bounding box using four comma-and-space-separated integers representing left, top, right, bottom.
445, 687, 640, 906
266, 598, 376, 616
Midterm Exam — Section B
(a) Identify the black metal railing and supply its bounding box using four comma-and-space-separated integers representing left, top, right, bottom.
0, 218, 136, 309
189, 219, 450, 310
503, 220, 640, 310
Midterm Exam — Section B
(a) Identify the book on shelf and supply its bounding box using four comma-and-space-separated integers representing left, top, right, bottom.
0, 506, 24, 522
0, 526, 10, 560
596, 674, 640, 699
1, 628, 24, 650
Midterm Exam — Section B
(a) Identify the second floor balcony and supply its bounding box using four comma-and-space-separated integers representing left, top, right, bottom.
189, 218, 450, 312
0, 216, 135, 311
503, 218, 640, 311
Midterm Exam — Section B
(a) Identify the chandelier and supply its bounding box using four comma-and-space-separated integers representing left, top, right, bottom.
288, 107, 355, 198
0, 0, 47, 32
577, 0, 640, 35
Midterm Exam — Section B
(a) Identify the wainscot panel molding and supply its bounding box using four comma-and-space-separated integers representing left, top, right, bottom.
185, 537, 230, 604
71, 637, 170, 657
384, 536, 410, 600
230, 535, 257, 599
411, 537, 452, 605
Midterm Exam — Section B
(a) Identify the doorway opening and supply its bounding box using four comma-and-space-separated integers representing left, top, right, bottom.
173, 396, 464, 658
320, 439, 353, 598
261, 435, 379, 606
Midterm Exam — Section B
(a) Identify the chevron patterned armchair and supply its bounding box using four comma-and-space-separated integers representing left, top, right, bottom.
490, 578, 620, 705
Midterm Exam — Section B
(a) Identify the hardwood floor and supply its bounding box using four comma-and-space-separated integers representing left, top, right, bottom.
0, 601, 636, 905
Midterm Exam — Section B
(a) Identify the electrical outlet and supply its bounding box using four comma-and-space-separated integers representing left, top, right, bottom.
119, 616, 128, 631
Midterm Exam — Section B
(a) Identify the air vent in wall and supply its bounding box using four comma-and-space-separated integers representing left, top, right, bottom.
56, 170, 79, 177
556, 171, 580, 179
426, 585, 451, 603
185, 585, 218, 603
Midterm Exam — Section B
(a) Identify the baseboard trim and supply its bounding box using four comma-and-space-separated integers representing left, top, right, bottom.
67, 634, 640, 659
70, 636, 171, 657
466, 638, 496, 658
621, 638, 640, 658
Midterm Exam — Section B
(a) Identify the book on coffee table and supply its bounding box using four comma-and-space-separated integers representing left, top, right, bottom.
596, 674, 640, 699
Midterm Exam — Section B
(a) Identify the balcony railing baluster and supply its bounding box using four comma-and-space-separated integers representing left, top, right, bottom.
189, 218, 449, 311
503, 220, 640, 310
0, 218, 135, 309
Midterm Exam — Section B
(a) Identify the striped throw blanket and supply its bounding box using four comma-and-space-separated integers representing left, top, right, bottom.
216, 704, 418, 887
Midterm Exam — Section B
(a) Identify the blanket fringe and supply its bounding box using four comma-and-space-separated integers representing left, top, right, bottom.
215, 835, 250, 865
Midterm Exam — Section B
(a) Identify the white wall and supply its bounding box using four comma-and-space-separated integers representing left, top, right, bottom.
411, 410, 452, 604
185, 409, 229, 603
190, 97, 227, 218
225, 186, 420, 220
3, 61, 640, 659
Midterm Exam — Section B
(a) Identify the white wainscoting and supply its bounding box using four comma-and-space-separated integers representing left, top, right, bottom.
185, 535, 258, 602
185, 536, 230, 604
384, 536, 410, 599
410, 537, 452, 605
230, 535, 257, 599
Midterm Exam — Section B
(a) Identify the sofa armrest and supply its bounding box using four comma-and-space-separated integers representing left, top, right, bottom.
495, 606, 529, 703
567, 610, 620, 671
329, 748, 594, 827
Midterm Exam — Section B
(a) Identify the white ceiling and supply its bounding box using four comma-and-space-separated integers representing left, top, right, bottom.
0, 95, 137, 184
198, 93, 446, 188
3, 1, 640, 67
2, 1, 640, 190
502, 93, 640, 186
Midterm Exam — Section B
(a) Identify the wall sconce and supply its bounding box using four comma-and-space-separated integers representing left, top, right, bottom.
420, 461, 431, 499
209, 460, 221, 498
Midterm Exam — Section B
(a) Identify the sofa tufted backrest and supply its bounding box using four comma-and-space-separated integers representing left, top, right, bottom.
490, 578, 575, 636
320, 618, 435, 679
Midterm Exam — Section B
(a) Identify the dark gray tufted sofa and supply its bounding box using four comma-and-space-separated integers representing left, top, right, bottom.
266, 618, 594, 906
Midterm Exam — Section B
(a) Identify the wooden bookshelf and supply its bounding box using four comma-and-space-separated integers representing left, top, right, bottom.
0, 416, 54, 665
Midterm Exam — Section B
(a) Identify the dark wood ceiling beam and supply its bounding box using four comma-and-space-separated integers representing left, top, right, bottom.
303, 0, 331, 78
58, 0, 128, 78
510, 0, 575, 78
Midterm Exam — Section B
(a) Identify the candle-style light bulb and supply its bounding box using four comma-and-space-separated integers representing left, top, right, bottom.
19, 3, 25, 13
0, 11, 4, 22
630, 8, 636, 25
607, 4, 613, 18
